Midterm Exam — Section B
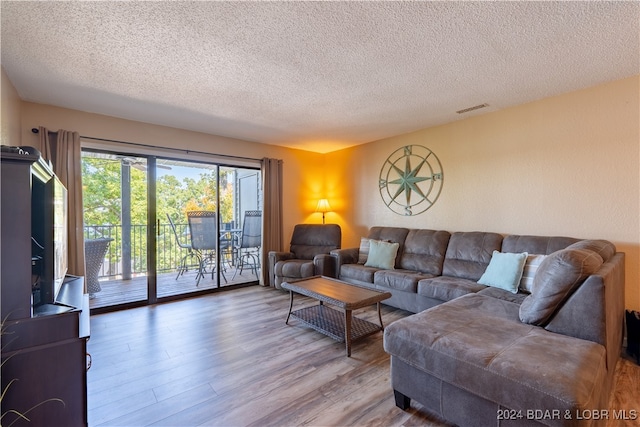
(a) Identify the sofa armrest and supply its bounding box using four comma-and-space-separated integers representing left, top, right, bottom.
313, 254, 337, 278
268, 251, 294, 287
545, 252, 625, 371
330, 247, 359, 278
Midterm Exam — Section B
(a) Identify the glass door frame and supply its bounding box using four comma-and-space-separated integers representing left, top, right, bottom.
83, 146, 262, 313
148, 156, 158, 305
82, 149, 150, 312
154, 156, 263, 298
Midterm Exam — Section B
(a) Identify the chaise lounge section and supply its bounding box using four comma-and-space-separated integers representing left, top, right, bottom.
331, 227, 625, 427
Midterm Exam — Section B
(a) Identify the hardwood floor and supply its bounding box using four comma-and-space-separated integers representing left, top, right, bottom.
87, 286, 640, 427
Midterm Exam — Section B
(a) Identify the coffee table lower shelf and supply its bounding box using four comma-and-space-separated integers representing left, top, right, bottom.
289, 304, 382, 343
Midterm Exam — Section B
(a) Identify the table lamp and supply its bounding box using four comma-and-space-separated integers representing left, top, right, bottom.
315, 199, 331, 224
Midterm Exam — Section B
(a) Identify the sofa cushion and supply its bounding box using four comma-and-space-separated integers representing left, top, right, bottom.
384, 294, 608, 419
477, 251, 528, 294
399, 229, 450, 275
374, 269, 434, 293
501, 234, 579, 255
518, 254, 547, 293
519, 249, 604, 326
442, 232, 503, 281
476, 286, 528, 304
339, 263, 377, 283
275, 259, 315, 279
565, 239, 616, 262
417, 276, 486, 302
365, 239, 399, 270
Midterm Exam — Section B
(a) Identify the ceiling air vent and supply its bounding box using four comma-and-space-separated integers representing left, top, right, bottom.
456, 103, 489, 114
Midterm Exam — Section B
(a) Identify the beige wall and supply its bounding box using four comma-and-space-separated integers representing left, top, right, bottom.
1, 66, 22, 146
326, 75, 640, 310
5, 69, 639, 310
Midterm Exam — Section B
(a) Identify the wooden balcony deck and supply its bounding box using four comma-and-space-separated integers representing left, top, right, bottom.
89, 265, 259, 310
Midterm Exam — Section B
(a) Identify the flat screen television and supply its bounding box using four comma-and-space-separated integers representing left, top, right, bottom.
48, 175, 68, 302
32, 172, 68, 306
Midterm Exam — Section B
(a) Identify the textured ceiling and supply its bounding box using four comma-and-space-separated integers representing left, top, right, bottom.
1, 1, 638, 153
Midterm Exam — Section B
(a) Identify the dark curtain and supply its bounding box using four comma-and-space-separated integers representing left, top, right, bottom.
261, 158, 283, 286
38, 127, 86, 279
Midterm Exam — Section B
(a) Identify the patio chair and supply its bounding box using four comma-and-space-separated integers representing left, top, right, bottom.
187, 210, 227, 285
232, 210, 262, 279
85, 237, 113, 298
167, 213, 199, 280
219, 221, 238, 268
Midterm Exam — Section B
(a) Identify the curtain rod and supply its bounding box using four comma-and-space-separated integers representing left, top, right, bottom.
31, 127, 263, 163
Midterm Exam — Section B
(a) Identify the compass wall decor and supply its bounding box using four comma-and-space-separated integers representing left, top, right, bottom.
378, 145, 444, 216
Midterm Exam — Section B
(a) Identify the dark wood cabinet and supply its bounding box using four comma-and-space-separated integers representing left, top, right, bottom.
1, 151, 37, 321
1, 150, 89, 426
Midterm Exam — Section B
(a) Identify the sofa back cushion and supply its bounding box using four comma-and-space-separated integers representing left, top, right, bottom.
290, 224, 342, 260
442, 231, 503, 281
367, 227, 410, 268
565, 239, 616, 262
519, 248, 604, 326
399, 229, 450, 275
502, 234, 579, 255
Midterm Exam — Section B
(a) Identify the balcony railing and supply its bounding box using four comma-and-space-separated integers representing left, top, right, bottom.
85, 223, 192, 279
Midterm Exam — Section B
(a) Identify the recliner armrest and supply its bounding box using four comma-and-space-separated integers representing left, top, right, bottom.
269, 251, 295, 263
268, 251, 295, 287
313, 254, 336, 278
330, 247, 359, 278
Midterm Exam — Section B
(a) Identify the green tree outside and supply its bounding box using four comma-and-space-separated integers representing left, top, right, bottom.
82, 155, 238, 276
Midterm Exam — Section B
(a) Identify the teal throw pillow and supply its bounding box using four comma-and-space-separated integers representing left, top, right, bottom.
478, 251, 528, 294
364, 239, 399, 270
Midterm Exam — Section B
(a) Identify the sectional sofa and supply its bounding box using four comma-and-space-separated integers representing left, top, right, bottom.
331, 227, 625, 427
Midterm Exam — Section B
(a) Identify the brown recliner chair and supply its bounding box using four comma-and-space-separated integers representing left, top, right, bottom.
268, 224, 341, 288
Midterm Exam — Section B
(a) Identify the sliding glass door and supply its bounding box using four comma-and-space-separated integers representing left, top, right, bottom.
156, 159, 225, 297
82, 152, 149, 309
157, 161, 262, 297
220, 166, 262, 283
82, 150, 262, 311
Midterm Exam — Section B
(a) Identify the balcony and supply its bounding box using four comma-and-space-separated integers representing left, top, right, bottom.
85, 223, 259, 310
81, 152, 263, 310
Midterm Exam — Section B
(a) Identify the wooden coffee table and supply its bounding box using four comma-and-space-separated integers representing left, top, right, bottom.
281, 276, 392, 357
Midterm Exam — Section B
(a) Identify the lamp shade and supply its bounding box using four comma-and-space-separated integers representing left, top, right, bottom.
315, 199, 331, 213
